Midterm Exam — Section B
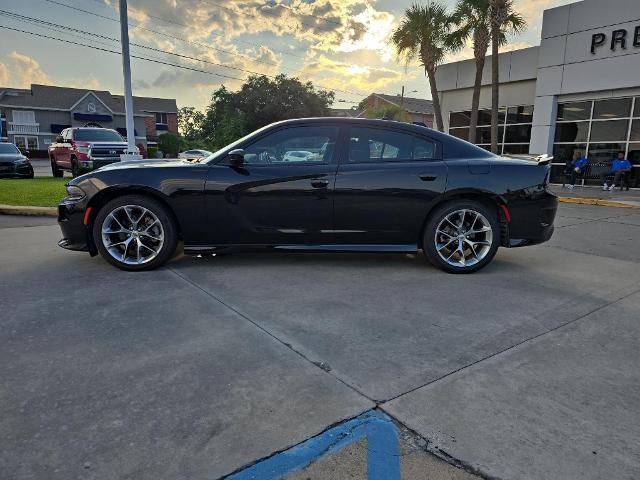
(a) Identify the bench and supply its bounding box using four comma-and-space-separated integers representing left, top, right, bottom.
562, 162, 633, 190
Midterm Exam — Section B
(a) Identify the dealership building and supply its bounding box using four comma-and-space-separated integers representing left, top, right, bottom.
436, 0, 640, 184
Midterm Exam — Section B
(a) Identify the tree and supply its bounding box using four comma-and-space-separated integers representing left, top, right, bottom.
177, 106, 205, 141
157, 132, 182, 157
449, 0, 491, 144
202, 74, 335, 149
489, 0, 525, 153
391, 2, 455, 132
363, 105, 410, 122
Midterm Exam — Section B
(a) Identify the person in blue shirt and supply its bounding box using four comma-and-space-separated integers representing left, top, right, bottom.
601, 151, 632, 191
566, 151, 589, 189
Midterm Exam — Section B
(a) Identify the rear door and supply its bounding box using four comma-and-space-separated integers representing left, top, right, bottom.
205, 123, 341, 246
333, 125, 447, 245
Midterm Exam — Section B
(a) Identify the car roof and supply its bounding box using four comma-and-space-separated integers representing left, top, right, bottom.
264, 117, 494, 159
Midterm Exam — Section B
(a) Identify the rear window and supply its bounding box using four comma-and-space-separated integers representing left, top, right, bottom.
74, 129, 124, 142
0, 143, 20, 154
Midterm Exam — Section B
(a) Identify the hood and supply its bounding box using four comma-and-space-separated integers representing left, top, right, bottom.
0, 153, 27, 161
96, 158, 192, 171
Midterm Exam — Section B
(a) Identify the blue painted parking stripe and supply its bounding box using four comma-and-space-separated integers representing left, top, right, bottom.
226, 410, 400, 480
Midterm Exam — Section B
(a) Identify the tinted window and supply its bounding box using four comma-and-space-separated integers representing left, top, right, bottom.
589, 120, 629, 142
348, 127, 436, 162
243, 126, 338, 165
507, 105, 534, 124
0, 143, 20, 154
592, 98, 631, 119
555, 122, 589, 143
557, 102, 591, 121
74, 129, 124, 142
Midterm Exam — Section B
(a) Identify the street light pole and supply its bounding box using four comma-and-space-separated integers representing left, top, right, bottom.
119, 0, 141, 160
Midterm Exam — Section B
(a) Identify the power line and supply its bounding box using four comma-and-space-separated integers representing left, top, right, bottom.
0, 23, 366, 98
2, 8, 367, 97
42, 0, 306, 65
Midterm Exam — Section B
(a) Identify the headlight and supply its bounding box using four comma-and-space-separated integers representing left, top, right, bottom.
77, 146, 90, 154
65, 185, 85, 200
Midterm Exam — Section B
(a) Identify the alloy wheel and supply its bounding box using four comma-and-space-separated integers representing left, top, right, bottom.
101, 205, 165, 265
434, 208, 493, 268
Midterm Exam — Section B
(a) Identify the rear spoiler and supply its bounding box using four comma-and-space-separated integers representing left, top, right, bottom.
502, 153, 554, 165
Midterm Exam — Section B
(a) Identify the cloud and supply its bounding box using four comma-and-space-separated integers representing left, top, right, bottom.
298, 55, 406, 92
0, 52, 52, 87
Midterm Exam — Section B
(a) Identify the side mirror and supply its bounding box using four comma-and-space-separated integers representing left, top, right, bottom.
55, 136, 64, 143
227, 148, 245, 166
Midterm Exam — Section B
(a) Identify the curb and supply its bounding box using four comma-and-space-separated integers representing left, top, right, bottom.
0, 204, 57, 217
558, 197, 640, 209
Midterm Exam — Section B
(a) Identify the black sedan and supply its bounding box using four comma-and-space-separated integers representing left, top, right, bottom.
0, 142, 34, 178
57, 118, 557, 273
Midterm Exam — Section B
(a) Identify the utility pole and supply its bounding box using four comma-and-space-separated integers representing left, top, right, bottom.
119, 0, 141, 160
400, 85, 405, 107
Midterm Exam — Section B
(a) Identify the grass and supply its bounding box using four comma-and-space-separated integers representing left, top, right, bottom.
0, 178, 68, 207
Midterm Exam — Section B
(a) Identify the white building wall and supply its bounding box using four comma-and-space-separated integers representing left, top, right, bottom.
531, 0, 640, 153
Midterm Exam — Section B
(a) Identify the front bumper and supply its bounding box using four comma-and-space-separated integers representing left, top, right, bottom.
0, 161, 34, 177
77, 157, 122, 173
58, 199, 93, 253
506, 190, 558, 248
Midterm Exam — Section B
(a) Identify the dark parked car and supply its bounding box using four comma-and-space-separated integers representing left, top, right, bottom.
0, 142, 34, 178
57, 118, 557, 273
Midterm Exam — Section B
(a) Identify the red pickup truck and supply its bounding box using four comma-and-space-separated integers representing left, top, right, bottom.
49, 127, 130, 177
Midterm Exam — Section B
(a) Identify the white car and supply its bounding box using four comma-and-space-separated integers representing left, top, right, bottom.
282, 150, 314, 162
178, 149, 213, 160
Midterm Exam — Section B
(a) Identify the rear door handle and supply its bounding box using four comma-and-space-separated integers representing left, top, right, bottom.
419, 174, 438, 182
310, 179, 330, 189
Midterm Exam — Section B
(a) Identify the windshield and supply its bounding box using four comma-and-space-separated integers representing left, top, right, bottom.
74, 129, 124, 142
0, 143, 20, 154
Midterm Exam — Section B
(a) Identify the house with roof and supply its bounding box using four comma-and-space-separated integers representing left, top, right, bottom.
0, 84, 178, 155
358, 93, 434, 127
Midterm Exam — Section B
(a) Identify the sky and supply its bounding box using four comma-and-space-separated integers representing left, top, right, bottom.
0, 0, 579, 111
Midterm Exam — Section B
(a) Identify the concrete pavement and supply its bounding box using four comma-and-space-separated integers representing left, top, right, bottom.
1, 203, 639, 479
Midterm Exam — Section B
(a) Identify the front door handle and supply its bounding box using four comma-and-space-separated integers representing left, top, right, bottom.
310, 179, 330, 189
419, 174, 438, 182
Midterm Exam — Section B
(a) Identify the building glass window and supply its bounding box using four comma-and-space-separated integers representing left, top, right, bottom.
448, 105, 533, 155
155, 112, 168, 124
592, 98, 632, 119
554, 122, 590, 143
556, 102, 591, 121
552, 96, 639, 184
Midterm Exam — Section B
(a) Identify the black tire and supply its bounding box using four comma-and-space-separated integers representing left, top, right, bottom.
423, 199, 500, 274
93, 194, 178, 271
51, 159, 63, 178
71, 158, 79, 178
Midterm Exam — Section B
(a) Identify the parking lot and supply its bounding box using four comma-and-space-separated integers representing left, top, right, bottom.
1, 202, 640, 479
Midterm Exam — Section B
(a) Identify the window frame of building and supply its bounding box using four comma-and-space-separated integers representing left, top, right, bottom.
155, 112, 168, 125
13, 135, 39, 150
447, 105, 534, 155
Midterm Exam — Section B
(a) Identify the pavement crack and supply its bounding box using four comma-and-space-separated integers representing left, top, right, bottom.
380, 284, 640, 405
166, 266, 375, 404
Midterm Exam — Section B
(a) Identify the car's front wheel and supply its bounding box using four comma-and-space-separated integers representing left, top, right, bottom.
423, 200, 500, 274
93, 195, 178, 271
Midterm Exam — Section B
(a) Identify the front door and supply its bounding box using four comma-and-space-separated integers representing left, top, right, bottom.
205, 124, 340, 246
333, 125, 448, 246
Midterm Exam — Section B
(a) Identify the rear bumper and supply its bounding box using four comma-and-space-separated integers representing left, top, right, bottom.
506, 190, 558, 248
58, 200, 92, 253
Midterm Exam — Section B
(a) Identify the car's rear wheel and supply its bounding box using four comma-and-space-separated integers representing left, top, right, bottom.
423, 200, 500, 274
51, 159, 63, 178
93, 195, 178, 271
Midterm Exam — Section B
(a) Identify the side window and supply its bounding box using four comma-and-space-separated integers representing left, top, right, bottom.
414, 137, 436, 160
64, 129, 73, 141
348, 127, 436, 163
243, 126, 338, 165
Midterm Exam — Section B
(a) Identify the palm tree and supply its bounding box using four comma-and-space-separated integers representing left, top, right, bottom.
391, 2, 454, 132
489, 0, 525, 153
449, 0, 491, 144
